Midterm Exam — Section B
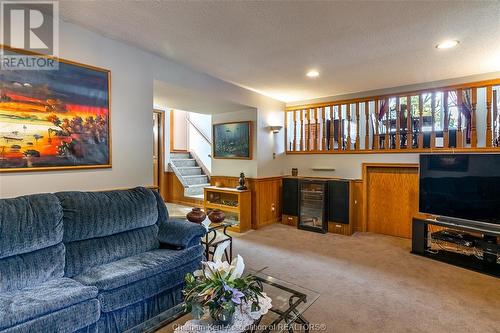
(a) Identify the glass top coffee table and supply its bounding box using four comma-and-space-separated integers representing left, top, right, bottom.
125, 269, 320, 333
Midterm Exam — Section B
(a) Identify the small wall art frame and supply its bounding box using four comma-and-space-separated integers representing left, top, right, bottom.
212, 121, 252, 159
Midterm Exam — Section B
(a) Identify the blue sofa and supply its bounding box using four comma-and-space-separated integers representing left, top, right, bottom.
0, 187, 206, 333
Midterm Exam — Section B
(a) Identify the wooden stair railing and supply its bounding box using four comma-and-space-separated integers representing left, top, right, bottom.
285, 78, 500, 153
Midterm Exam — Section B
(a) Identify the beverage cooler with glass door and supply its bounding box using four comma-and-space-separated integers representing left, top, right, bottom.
298, 179, 328, 233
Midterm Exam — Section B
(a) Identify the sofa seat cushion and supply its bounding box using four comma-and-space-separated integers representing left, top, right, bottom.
0, 278, 98, 330
98, 259, 201, 312
1, 299, 99, 333
74, 245, 204, 292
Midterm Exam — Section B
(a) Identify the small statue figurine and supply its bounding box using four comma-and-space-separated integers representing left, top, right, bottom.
236, 172, 247, 190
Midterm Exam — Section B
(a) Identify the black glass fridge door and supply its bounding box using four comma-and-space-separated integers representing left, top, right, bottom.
298, 180, 327, 233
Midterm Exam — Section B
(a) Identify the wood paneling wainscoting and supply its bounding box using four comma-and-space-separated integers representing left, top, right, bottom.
164, 163, 419, 239
362, 163, 419, 238
163, 171, 204, 207
210, 176, 282, 229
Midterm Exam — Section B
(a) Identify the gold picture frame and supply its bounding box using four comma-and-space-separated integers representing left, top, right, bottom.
0, 45, 111, 172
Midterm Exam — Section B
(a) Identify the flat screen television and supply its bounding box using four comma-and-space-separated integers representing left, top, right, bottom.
419, 154, 500, 225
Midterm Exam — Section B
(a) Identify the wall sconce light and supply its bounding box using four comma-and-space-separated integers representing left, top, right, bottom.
267, 125, 283, 134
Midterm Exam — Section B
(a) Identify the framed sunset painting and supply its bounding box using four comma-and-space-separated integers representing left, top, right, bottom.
213, 121, 252, 159
0, 47, 111, 172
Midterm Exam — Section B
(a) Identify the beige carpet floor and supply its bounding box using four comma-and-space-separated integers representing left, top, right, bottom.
233, 224, 500, 333
166, 204, 500, 332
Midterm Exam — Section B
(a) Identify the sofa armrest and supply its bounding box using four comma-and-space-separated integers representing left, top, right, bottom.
158, 219, 207, 249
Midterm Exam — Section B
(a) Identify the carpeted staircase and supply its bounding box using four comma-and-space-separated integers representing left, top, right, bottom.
169, 152, 210, 198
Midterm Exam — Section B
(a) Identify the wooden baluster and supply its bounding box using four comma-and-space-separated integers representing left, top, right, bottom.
395, 98, 401, 149
321, 107, 327, 150
374, 100, 380, 150
471, 88, 477, 148
457, 89, 464, 148
494, 90, 498, 147
443, 91, 449, 148
286, 111, 292, 152
364, 101, 370, 150
316, 108, 321, 151
299, 109, 304, 151
291, 111, 296, 151
313, 108, 319, 151
486, 86, 493, 147
406, 96, 413, 149
384, 98, 390, 149
346, 104, 351, 150
306, 108, 311, 151
355, 103, 360, 150
337, 105, 343, 150
329, 106, 334, 150
418, 95, 424, 149
430, 93, 436, 148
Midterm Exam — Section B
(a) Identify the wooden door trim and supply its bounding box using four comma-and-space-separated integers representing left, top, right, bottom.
153, 109, 166, 199
361, 163, 419, 233
169, 110, 175, 153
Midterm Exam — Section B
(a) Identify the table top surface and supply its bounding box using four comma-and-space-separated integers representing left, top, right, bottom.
124, 268, 320, 333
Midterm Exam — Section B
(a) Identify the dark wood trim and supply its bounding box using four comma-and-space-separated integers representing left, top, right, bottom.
169, 110, 175, 153
153, 109, 166, 199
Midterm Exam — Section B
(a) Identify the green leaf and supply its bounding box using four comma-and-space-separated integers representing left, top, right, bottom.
191, 302, 204, 320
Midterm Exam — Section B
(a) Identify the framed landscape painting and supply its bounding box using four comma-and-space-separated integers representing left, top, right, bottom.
213, 121, 252, 159
0, 47, 111, 172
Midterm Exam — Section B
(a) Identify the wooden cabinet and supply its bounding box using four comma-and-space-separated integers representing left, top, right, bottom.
282, 214, 298, 227
281, 177, 355, 235
203, 186, 251, 233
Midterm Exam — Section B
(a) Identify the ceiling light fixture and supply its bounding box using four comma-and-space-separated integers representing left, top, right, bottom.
436, 40, 459, 49
306, 70, 319, 78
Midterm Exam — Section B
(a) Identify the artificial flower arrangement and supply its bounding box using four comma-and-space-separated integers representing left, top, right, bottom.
183, 242, 265, 327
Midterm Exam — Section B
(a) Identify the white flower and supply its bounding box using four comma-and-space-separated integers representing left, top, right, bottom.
196, 242, 246, 280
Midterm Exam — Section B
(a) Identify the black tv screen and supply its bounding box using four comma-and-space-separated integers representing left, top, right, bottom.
419, 154, 500, 224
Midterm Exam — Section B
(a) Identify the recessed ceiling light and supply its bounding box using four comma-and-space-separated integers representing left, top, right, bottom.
436, 40, 459, 49
306, 70, 319, 78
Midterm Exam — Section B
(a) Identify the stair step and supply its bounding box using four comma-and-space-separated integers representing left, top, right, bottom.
178, 166, 203, 176
184, 183, 210, 196
170, 152, 191, 159
184, 175, 209, 185
171, 159, 196, 167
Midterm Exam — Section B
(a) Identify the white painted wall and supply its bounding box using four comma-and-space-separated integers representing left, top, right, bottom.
187, 112, 212, 172
172, 110, 188, 151
0, 20, 285, 198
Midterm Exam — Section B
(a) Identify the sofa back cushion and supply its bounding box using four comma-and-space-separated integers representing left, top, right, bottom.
56, 187, 161, 276
56, 187, 159, 242
0, 193, 64, 292
0, 193, 63, 259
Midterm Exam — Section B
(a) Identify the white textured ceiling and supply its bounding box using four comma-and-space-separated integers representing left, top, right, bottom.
153, 80, 254, 114
60, 1, 500, 103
